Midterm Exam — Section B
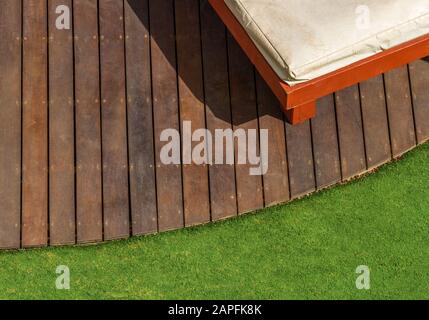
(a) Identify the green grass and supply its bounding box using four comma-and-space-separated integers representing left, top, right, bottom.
0, 143, 428, 300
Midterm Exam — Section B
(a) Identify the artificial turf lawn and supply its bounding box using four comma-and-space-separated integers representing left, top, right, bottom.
0, 142, 428, 300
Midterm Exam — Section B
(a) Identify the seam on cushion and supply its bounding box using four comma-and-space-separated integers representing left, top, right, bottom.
292, 12, 429, 72
227, 0, 294, 79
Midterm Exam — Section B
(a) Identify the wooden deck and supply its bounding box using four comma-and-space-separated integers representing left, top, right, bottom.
0, 0, 428, 249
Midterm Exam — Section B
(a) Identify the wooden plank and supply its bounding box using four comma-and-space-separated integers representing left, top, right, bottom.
175, 0, 210, 226
150, 0, 184, 231
124, 0, 157, 235
409, 60, 429, 144
22, 0, 48, 248
311, 95, 341, 189
74, 0, 103, 243
227, 34, 264, 213
0, 0, 22, 249
335, 85, 366, 180
99, 0, 130, 240
255, 73, 289, 205
286, 121, 315, 199
48, 0, 75, 246
384, 66, 416, 157
200, 0, 237, 220
359, 76, 391, 169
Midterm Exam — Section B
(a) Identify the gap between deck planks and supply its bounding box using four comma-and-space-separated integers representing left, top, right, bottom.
0, 0, 427, 249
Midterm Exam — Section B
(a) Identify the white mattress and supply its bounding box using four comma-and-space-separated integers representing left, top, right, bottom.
225, 0, 429, 85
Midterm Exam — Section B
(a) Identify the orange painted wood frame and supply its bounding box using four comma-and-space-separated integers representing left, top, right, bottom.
209, 0, 429, 124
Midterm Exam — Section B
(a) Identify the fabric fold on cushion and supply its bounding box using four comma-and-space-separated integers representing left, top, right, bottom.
224, 0, 429, 86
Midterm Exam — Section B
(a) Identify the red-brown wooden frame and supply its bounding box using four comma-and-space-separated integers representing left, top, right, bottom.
209, 0, 429, 124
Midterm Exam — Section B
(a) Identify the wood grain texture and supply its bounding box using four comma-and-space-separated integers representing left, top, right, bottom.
286, 121, 315, 199
74, 0, 103, 243
0, 0, 22, 249
359, 76, 391, 169
335, 85, 366, 180
175, 0, 210, 226
256, 74, 289, 205
384, 67, 416, 157
311, 95, 341, 189
409, 60, 429, 144
150, 0, 184, 231
99, 0, 130, 240
22, 0, 49, 248
48, 0, 75, 246
125, 0, 157, 235
200, 0, 237, 220
227, 34, 264, 213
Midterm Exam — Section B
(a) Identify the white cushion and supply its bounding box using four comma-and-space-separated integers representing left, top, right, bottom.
225, 0, 429, 85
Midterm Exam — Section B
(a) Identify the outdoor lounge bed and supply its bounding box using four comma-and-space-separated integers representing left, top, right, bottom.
209, 0, 429, 123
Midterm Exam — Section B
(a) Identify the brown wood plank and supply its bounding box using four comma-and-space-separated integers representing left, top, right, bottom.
359, 76, 391, 169
409, 60, 429, 144
255, 74, 289, 205
124, 0, 157, 235
286, 121, 315, 199
48, 0, 75, 246
311, 95, 341, 189
22, 0, 48, 248
175, 0, 210, 226
99, 0, 130, 240
384, 66, 416, 157
200, 0, 237, 220
335, 85, 366, 180
74, 0, 103, 243
227, 34, 264, 213
0, 0, 22, 249
150, 0, 184, 231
